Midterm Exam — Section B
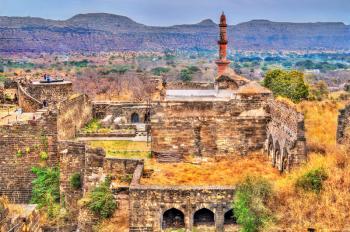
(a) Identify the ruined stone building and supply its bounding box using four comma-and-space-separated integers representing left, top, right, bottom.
0, 13, 308, 232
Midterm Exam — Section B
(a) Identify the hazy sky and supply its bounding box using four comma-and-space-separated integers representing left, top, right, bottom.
1, 0, 349, 26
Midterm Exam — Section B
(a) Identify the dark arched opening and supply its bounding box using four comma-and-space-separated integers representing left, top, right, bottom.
193, 208, 215, 226
224, 209, 236, 225
268, 135, 273, 158
274, 142, 281, 168
131, 113, 140, 123
144, 112, 150, 123
162, 208, 185, 229
43, 100, 48, 107
281, 148, 289, 172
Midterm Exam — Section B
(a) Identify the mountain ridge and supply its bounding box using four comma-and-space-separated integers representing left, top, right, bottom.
0, 13, 349, 52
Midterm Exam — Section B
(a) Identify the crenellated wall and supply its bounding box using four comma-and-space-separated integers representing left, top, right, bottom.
0, 110, 59, 203
266, 99, 307, 172
337, 104, 350, 144
57, 94, 92, 140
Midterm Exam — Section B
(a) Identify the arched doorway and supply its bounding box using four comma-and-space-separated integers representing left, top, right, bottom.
131, 113, 140, 123
267, 135, 273, 159
43, 100, 48, 107
193, 208, 215, 226
281, 148, 289, 172
144, 112, 150, 123
162, 208, 185, 230
224, 209, 236, 225
274, 142, 281, 168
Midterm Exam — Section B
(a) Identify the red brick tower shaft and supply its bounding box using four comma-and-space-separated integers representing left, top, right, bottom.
216, 12, 230, 77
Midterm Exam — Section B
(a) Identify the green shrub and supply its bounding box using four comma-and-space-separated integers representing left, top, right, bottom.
233, 177, 273, 232
39, 151, 49, 160
85, 179, 117, 218
31, 167, 60, 209
120, 174, 133, 183
151, 67, 170, 76
187, 65, 200, 73
25, 147, 31, 154
83, 119, 102, 133
263, 69, 309, 103
180, 69, 192, 82
16, 149, 23, 158
296, 168, 328, 193
70, 173, 82, 189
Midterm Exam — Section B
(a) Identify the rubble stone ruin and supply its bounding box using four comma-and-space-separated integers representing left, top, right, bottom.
0, 13, 308, 232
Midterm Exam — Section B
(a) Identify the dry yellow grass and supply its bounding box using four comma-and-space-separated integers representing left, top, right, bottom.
141, 153, 281, 186
87, 140, 151, 159
271, 99, 350, 231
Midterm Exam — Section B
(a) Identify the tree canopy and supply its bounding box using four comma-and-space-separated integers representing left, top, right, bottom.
263, 69, 309, 102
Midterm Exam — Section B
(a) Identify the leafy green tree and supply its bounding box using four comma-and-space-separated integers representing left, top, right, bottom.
263, 69, 309, 102
233, 177, 273, 232
151, 67, 170, 76
180, 69, 192, 82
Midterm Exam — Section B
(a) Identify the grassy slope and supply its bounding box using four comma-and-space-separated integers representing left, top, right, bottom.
271, 99, 350, 231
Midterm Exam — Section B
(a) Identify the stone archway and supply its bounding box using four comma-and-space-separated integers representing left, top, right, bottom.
274, 141, 281, 169
267, 135, 273, 159
162, 208, 185, 230
281, 148, 289, 172
193, 208, 215, 227
144, 112, 150, 123
131, 112, 140, 123
224, 209, 236, 225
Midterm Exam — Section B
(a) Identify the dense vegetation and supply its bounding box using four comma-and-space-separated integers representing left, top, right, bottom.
263, 69, 309, 102
83, 179, 117, 218
31, 167, 60, 218
233, 177, 273, 232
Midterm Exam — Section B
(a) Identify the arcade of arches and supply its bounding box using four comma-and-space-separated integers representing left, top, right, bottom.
162, 207, 236, 231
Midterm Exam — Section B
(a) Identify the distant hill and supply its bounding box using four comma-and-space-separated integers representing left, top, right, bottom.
0, 13, 349, 53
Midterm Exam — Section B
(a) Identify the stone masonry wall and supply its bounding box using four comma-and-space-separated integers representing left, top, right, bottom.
28, 82, 73, 105
59, 141, 142, 217
0, 110, 59, 203
129, 165, 235, 232
17, 84, 43, 112
59, 141, 86, 216
151, 95, 271, 158
93, 102, 150, 123
337, 104, 350, 144
57, 94, 92, 140
266, 99, 307, 171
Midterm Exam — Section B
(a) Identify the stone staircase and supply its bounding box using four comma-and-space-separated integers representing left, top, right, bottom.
155, 152, 183, 163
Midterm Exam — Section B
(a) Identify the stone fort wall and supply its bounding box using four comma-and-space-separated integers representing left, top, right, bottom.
266, 99, 307, 171
17, 84, 43, 112
59, 141, 143, 216
0, 110, 59, 203
28, 81, 73, 105
337, 104, 350, 145
93, 102, 150, 123
129, 164, 236, 232
151, 94, 271, 158
57, 94, 92, 140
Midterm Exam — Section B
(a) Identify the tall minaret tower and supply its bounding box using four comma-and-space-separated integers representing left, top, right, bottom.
216, 12, 230, 77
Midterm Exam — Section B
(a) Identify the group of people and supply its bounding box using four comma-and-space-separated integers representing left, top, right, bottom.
43, 74, 52, 82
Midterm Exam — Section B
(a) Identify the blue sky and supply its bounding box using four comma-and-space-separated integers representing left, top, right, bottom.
1, 0, 349, 25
